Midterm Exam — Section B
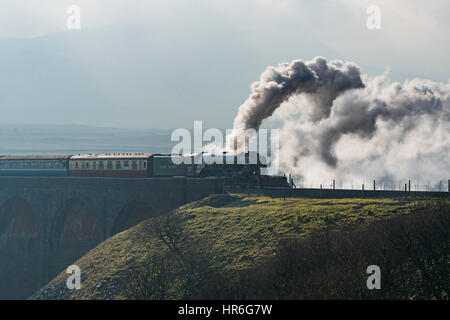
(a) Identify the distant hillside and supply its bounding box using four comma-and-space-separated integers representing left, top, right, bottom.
31, 194, 428, 300
0, 123, 174, 155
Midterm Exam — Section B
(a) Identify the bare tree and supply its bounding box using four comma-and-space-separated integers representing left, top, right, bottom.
124, 253, 171, 300
127, 214, 220, 299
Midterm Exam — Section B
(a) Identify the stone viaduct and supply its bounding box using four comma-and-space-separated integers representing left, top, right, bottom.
1, 176, 448, 299
0, 176, 222, 299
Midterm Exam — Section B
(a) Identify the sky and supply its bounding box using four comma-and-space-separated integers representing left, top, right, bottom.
0, 0, 448, 129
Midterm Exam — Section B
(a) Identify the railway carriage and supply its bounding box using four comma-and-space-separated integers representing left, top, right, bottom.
68, 153, 151, 177
0, 155, 70, 176
151, 154, 197, 177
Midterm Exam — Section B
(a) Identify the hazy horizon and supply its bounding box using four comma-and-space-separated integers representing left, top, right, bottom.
0, 123, 175, 155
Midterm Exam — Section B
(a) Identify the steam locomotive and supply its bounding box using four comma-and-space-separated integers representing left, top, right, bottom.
0, 152, 284, 186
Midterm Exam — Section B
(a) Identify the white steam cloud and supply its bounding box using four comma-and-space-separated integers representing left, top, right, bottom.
229, 57, 450, 188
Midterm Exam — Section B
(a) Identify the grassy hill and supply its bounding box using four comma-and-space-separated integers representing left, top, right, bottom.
30, 194, 444, 300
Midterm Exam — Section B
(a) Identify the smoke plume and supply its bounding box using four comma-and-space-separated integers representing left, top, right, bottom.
228, 57, 450, 187
227, 56, 364, 149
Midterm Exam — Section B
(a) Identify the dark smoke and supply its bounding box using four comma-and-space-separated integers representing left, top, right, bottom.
229, 57, 364, 150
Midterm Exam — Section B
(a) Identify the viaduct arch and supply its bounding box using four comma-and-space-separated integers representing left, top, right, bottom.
0, 197, 41, 299
48, 199, 102, 279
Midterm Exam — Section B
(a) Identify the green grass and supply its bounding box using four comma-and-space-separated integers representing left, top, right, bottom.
35, 194, 421, 299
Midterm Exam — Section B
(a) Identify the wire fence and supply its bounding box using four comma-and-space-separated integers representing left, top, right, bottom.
293, 179, 450, 192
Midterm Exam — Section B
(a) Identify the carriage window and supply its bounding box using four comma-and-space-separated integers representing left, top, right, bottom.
132, 160, 137, 170
124, 160, 129, 169
143, 161, 147, 168
93, 161, 97, 170
107, 161, 113, 169
99, 161, 104, 169
116, 161, 121, 169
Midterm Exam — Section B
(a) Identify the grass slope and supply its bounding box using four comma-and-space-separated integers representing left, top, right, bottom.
32, 194, 419, 299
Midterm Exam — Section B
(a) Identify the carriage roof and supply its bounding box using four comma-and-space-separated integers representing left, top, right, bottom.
69, 153, 153, 160
0, 155, 71, 160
